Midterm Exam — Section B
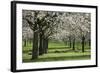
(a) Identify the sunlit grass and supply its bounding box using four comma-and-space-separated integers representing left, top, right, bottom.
22, 40, 91, 63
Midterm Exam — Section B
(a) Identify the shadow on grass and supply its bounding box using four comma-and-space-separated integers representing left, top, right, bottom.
52, 49, 79, 53
27, 49, 75, 55
49, 46, 70, 49
23, 47, 70, 53
23, 55, 91, 63
27, 49, 90, 55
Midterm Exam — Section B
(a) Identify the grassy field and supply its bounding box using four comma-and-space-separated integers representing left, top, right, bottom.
22, 41, 91, 63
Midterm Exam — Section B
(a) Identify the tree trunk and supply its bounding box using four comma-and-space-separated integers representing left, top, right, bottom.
69, 37, 71, 48
73, 37, 75, 51
44, 38, 48, 53
32, 31, 39, 59
41, 38, 48, 54
42, 38, 46, 54
82, 36, 85, 52
89, 39, 91, 47
24, 39, 26, 47
39, 34, 44, 55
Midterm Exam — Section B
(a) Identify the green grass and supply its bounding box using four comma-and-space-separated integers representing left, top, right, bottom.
48, 41, 67, 49
22, 40, 91, 63
23, 53, 90, 62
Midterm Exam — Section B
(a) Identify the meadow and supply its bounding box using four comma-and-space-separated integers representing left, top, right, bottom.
22, 40, 91, 62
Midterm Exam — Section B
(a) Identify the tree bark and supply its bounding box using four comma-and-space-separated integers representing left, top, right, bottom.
82, 36, 85, 52
44, 38, 48, 53
42, 38, 46, 53
73, 37, 75, 51
39, 34, 44, 55
32, 31, 39, 59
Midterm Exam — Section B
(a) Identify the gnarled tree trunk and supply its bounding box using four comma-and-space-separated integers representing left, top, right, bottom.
32, 31, 39, 59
